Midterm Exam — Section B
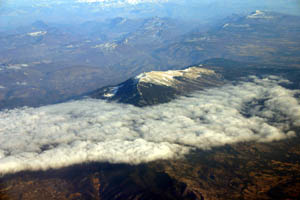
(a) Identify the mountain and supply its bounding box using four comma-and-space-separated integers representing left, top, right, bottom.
120, 17, 189, 48
1, 11, 300, 110
158, 11, 300, 68
90, 65, 223, 106
90, 58, 300, 107
0, 16, 192, 110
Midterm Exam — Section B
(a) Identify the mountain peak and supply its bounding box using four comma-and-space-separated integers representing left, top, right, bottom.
247, 10, 273, 19
90, 65, 223, 106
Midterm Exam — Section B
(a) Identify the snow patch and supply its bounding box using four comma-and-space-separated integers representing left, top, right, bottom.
103, 86, 120, 98
136, 67, 215, 87
92, 42, 118, 50
223, 23, 250, 28
66, 45, 74, 48
223, 23, 230, 28
247, 10, 273, 19
16, 82, 27, 86
5, 64, 29, 70
27, 31, 47, 37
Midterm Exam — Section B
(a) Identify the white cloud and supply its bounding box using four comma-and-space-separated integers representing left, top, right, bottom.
0, 76, 299, 175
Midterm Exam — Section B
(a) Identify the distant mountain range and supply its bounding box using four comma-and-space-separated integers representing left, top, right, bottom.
1, 11, 300, 110
157, 10, 300, 68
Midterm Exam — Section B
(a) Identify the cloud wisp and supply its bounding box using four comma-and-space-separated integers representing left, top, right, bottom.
0, 76, 299, 175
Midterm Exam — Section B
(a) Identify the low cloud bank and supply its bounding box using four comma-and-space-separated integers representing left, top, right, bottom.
0, 76, 299, 175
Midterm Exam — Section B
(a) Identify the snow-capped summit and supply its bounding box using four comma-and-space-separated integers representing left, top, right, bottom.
135, 67, 216, 87
247, 10, 273, 19
27, 31, 47, 37
90, 65, 222, 106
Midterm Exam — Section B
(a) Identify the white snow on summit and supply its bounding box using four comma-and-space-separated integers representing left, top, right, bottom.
103, 86, 120, 98
247, 10, 273, 19
136, 67, 215, 87
27, 31, 47, 37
